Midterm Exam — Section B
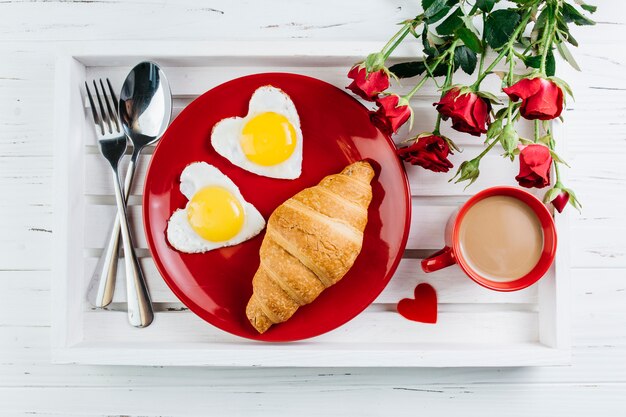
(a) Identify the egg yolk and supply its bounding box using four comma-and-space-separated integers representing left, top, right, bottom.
186, 186, 245, 242
240, 112, 297, 166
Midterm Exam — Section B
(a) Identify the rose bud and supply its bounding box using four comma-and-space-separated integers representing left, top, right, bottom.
515, 144, 552, 189
397, 135, 454, 173
451, 158, 480, 187
370, 94, 412, 136
551, 190, 570, 213
499, 123, 519, 159
434, 88, 491, 137
347, 63, 390, 102
503, 77, 564, 120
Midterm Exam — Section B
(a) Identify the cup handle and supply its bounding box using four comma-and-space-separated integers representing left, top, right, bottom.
421, 246, 456, 273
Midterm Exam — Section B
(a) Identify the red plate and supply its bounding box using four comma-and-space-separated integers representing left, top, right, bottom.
143, 73, 411, 342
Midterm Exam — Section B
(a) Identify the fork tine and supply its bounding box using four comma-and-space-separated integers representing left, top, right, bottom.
93, 80, 111, 134
85, 81, 104, 136
100, 78, 120, 133
106, 78, 120, 127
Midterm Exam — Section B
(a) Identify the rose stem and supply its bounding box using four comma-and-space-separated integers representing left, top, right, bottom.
473, 10, 532, 89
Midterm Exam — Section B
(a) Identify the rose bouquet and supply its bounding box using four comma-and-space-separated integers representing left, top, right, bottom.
347, 0, 596, 213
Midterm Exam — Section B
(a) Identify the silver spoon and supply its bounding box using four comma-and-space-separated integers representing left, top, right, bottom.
87, 62, 172, 327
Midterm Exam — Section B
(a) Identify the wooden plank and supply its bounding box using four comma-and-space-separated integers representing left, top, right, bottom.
52, 54, 87, 352
0, 156, 53, 270
82, 149, 520, 197
80, 307, 538, 347
0, 272, 50, 328
0, 345, 624, 387
5, 382, 624, 416
83, 201, 460, 250
82, 257, 537, 305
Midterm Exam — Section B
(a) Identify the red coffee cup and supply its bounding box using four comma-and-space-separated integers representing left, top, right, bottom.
421, 186, 557, 291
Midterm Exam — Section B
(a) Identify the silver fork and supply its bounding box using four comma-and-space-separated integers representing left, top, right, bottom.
85, 79, 154, 328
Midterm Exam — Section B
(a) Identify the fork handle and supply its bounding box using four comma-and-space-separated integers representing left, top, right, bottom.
87, 160, 136, 308
110, 165, 154, 328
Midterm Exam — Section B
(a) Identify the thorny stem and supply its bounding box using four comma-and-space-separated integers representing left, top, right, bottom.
506, 49, 515, 121
478, 12, 487, 75
548, 132, 562, 186
434, 53, 455, 135
534, 120, 540, 143
477, 136, 499, 160
404, 75, 430, 100
405, 40, 460, 100
381, 23, 412, 58
539, 2, 560, 75
382, 17, 423, 60
434, 114, 442, 135
473, 10, 532, 89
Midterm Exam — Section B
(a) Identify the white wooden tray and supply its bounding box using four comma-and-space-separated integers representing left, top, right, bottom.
52, 41, 570, 367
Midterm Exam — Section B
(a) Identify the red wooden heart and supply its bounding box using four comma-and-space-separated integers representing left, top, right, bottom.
397, 283, 437, 324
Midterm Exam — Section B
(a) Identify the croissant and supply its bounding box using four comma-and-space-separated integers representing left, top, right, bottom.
246, 161, 374, 333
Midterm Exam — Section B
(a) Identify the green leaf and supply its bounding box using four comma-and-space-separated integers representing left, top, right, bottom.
485, 9, 522, 49
428, 30, 447, 46
574, 0, 597, 12
549, 150, 570, 167
524, 53, 556, 77
436, 8, 464, 35
549, 76, 574, 98
556, 41, 581, 71
425, 59, 450, 77
477, 90, 502, 104
561, 2, 595, 25
578, 2, 597, 13
556, 18, 579, 46
538, 134, 551, 145
487, 118, 503, 139
495, 107, 509, 119
546, 49, 556, 76
531, 7, 549, 42
565, 187, 583, 210
462, 15, 481, 37
389, 61, 426, 78
457, 27, 482, 53
476, 0, 498, 13
422, 25, 437, 56
522, 54, 541, 69
453, 45, 477, 74
422, 0, 450, 23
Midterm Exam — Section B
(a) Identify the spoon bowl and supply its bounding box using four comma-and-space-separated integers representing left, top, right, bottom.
119, 61, 172, 150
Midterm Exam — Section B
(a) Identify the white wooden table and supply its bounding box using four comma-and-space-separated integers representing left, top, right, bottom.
1, 1, 625, 415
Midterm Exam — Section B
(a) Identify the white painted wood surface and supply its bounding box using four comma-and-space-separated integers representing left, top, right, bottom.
1, 0, 625, 415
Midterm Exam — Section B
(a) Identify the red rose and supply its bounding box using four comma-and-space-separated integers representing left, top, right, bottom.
516, 144, 552, 188
370, 94, 412, 136
347, 65, 390, 101
434, 88, 491, 137
397, 135, 454, 173
503, 77, 564, 120
551, 190, 569, 213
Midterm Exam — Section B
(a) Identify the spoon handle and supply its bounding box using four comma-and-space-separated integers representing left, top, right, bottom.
110, 163, 154, 327
87, 158, 137, 308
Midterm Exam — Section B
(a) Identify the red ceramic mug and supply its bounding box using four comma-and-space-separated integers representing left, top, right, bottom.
421, 186, 557, 291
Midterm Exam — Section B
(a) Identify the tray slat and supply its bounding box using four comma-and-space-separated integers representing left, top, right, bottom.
83, 257, 538, 305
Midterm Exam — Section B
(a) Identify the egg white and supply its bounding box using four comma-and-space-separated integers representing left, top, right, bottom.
211, 85, 303, 179
166, 162, 266, 253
